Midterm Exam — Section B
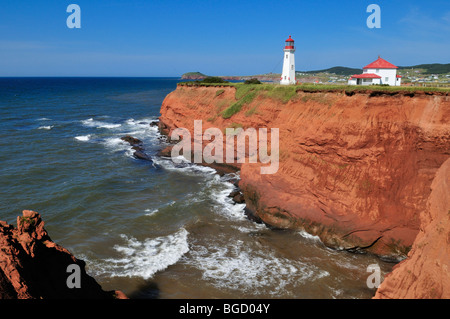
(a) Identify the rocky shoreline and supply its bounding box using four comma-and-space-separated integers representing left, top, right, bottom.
0, 210, 127, 299
157, 84, 450, 298
1, 98, 447, 299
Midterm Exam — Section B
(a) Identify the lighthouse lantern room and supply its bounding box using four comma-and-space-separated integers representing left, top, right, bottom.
280, 35, 296, 85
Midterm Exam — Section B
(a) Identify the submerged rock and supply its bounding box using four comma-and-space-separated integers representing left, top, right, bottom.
228, 190, 245, 204
121, 135, 153, 162
0, 210, 127, 299
133, 150, 152, 161
121, 135, 143, 147
157, 145, 173, 157
232, 192, 245, 204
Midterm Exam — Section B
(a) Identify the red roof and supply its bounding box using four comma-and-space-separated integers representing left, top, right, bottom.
285, 35, 294, 42
350, 73, 381, 79
396, 75, 402, 78
363, 57, 398, 69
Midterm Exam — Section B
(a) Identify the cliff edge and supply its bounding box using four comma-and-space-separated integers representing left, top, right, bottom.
159, 84, 449, 261
0, 210, 127, 299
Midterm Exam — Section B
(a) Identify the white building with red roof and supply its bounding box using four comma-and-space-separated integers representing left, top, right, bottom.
348, 56, 402, 86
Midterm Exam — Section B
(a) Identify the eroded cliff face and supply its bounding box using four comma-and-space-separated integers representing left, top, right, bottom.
159, 85, 449, 260
0, 210, 127, 299
374, 158, 450, 299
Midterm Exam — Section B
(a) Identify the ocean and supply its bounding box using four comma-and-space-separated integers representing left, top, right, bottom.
0, 77, 393, 299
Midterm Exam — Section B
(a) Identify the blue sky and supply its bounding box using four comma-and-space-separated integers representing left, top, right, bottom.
0, 0, 449, 76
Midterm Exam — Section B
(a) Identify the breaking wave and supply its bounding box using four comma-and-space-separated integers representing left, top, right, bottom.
187, 239, 329, 295
87, 228, 189, 280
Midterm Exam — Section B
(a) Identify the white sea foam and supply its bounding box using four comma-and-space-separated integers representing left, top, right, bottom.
232, 224, 265, 233
81, 118, 121, 129
122, 118, 159, 137
101, 123, 121, 129
77, 116, 161, 161
38, 125, 53, 130
206, 174, 248, 222
37, 117, 51, 121
188, 240, 329, 295
151, 157, 248, 223
125, 118, 152, 127
95, 228, 189, 279
144, 208, 159, 216
103, 137, 128, 150
152, 156, 217, 176
298, 230, 322, 243
75, 135, 91, 141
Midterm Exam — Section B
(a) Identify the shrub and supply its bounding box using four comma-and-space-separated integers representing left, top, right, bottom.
244, 78, 262, 85
201, 76, 229, 84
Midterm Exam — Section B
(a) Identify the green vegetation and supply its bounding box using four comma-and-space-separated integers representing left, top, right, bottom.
179, 77, 230, 86
181, 71, 207, 78
18, 216, 36, 227
264, 85, 298, 103
244, 78, 262, 84
179, 81, 235, 87
221, 83, 301, 118
245, 105, 259, 117
221, 90, 257, 119
182, 80, 450, 117
296, 83, 450, 94
200, 76, 229, 84
300, 66, 362, 76
234, 84, 259, 99
177, 82, 449, 120
178, 81, 450, 93
398, 63, 450, 74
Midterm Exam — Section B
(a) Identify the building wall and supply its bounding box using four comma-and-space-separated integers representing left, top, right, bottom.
365, 68, 398, 86
280, 50, 296, 85
348, 77, 381, 85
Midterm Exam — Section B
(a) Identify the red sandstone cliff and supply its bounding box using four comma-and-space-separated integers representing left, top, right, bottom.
374, 158, 450, 299
159, 85, 449, 261
0, 210, 127, 299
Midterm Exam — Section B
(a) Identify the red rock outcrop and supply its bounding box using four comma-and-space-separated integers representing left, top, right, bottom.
0, 210, 127, 299
374, 158, 450, 298
159, 85, 449, 260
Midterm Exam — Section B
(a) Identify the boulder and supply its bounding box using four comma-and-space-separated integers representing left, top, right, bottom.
120, 135, 143, 147
0, 210, 127, 299
133, 150, 152, 161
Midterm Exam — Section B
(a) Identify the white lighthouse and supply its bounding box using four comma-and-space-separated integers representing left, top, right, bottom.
280, 35, 296, 85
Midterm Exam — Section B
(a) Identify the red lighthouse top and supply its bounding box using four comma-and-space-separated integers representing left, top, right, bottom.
284, 35, 294, 49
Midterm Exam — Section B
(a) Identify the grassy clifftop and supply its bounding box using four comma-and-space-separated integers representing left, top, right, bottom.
178, 81, 450, 91
177, 82, 450, 120
178, 81, 450, 94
